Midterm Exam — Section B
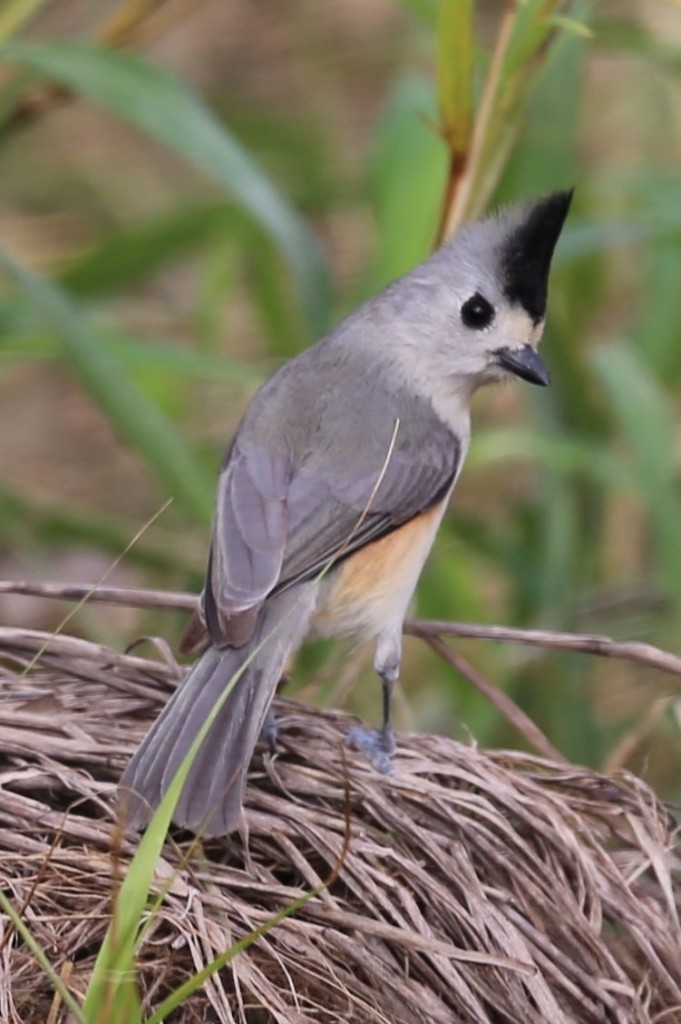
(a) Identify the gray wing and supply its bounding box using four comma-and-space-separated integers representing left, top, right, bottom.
276, 434, 460, 592
202, 437, 290, 646
202, 410, 461, 647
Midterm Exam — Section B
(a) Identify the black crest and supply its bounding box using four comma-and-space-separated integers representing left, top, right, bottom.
502, 190, 573, 323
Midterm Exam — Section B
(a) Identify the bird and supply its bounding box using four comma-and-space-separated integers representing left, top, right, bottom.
119, 190, 573, 837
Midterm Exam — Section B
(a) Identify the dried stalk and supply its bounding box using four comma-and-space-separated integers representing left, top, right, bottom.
417, 631, 567, 762
1, 634, 680, 1023
3, 579, 681, 679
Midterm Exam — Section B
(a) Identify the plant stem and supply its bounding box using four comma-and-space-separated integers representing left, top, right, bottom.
437, 1, 516, 243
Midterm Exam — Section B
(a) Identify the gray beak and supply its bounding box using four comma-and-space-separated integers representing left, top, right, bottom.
496, 344, 550, 387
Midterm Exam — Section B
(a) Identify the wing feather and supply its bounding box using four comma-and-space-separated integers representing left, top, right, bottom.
203, 441, 290, 645
276, 436, 460, 591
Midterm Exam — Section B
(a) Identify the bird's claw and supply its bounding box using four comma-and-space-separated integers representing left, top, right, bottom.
346, 725, 395, 775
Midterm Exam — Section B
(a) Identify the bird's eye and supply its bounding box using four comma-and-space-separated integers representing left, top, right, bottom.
461, 292, 495, 330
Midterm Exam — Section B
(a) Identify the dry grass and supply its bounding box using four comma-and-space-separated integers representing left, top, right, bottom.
0, 626, 680, 1023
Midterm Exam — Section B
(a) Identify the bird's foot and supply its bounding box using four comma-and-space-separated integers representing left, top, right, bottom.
346, 725, 396, 775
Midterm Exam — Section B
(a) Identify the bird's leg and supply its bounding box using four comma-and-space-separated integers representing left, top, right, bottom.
347, 629, 400, 774
259, 704, 278, 753
258, 669, 292, 753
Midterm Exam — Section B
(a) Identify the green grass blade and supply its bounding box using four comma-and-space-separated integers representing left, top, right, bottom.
0, 247, 214, 522
0, 887, 86, 1023
245, 230, 308, 358
397, 0, 439, 24
0, 484, 198, 576
546, 14, 593, 39
556, 218, 681, 262
437, 0, 474, 158
1, 327, 263, 386
504, 0, 558, 74
144, 884, 326, 1024
83, 672, 241, 1020
82, 803, 178, 1020
85, 585, 314, 1020
592, 344, 681, 611
369, 77, 447, 287
0, 41, 330, 336
57, 203, 245, 299
469, 428, 635, 490
0, 0, 46, 41
467, 0, 588, 216
633, 237, 681, 382
499, 17, 585, 201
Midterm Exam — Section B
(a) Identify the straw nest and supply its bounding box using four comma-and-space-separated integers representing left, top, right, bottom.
0, 626, 680, 1024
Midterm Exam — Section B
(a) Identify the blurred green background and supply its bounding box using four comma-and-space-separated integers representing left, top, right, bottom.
0, 0, 680, 795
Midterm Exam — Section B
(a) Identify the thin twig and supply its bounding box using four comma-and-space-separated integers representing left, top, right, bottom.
14, 500, 173, 681
604, 698, 675, 775
405, 620, 681, 679
419, 632, 567, 762
3, 580, 681, 681
0, 580, 194, 611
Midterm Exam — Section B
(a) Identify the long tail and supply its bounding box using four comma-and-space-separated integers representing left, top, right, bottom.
119, 587, 317, 837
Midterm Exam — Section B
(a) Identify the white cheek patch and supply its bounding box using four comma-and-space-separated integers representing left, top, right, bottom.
531, 319, 545, 348
500, 309, 543, 352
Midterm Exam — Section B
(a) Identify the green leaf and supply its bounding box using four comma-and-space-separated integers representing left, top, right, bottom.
245, 231, 307, 358
368, 77, 448, 287
469, 428, 635, 490
633, 237, 681, 382
0, 484, 199, 577
504, 0, 557, 74
0, 41, 330, 337
437, 0, 474, 157
57, 203, 244, 299
592, 344, 681, 612
87, 585, 322, 1021
0, 247, 214, 522
84, 664, 246, 1021
397, 0, 440, 24
465, 0, 590, 217
499, 14, 586, 201
546, 14, 593, 39
0, 327, 263, 386
556, 212, 681, 265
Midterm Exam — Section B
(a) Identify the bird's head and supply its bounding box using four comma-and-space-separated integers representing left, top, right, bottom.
417, 190, 573, 392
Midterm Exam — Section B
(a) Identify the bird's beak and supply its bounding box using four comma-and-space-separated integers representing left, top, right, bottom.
496, 344, 551, 387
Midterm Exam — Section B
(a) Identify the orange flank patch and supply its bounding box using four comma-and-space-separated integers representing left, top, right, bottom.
313, 499, 448, 640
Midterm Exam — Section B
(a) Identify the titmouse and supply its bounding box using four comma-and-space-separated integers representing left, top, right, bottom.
120, 191, 572, 836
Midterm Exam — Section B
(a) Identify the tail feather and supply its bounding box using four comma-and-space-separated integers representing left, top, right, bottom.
119, 588, 316, 836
